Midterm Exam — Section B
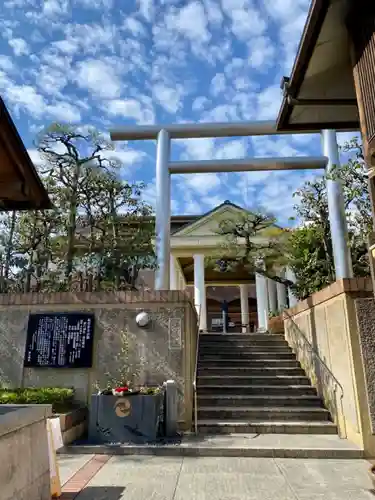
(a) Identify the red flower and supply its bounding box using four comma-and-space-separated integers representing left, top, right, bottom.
114, 386, 129, 393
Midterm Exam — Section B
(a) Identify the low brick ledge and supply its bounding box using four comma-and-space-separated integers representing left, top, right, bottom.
284, 278, 373, 317
0, 289, 195, 306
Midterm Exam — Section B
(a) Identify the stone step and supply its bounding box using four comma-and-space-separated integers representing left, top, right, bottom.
197, 385, 317, 396
199, 345, 292, 352
197, 406, 330, 421
200, 333, 286, 342
196, 395, 323, 408
199, 352, 296, 360
197, 367, 305, 376
199, 341, 290, 348
61, 433, 363, 459
198, 359, 301, 368
197, 375, 311, 386
197, 421, 338, 435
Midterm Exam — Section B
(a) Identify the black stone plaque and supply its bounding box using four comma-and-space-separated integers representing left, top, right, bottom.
24, 313, 95, 368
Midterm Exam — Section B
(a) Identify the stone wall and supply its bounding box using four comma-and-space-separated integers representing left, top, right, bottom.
0, 405, 51, 500
284, 278, 375, 456
0, 290, 198, 429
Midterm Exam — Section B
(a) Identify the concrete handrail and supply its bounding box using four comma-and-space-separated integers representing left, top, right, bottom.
283, 309, 347, 439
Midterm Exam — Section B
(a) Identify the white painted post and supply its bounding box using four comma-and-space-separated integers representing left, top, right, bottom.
240, 284, 249, 333
194, 254, 207, 331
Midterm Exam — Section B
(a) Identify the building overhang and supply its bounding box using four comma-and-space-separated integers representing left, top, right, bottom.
277, 0, 360, 133
0, 98, 51, 210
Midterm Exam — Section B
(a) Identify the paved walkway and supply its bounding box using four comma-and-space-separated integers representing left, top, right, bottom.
58, 454, 375, 499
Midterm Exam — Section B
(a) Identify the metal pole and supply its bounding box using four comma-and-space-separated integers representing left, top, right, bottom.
322, 130, 353, 279
155, 129, 171, 290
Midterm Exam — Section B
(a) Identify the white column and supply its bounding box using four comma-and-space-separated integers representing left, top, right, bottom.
286, 267, 298, 308
170, 255, 178, 290
239, 284, 249, 333
194, 254, 207, 331
155, 129, 171, 290
255, 272, 269, 331
322, 129, 353, 279
267, 279, 277, 315
276, 282, 288, 311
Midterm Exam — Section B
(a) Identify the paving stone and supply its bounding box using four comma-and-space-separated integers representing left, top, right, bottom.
58, 453, 94, 486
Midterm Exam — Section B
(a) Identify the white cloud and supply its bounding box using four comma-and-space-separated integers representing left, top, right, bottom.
101, 148, 146, 170
36, 66, 68, 95
215, 139, 247, 159
165, 1, 211, 43
153, 84, 182, 114
203, 0, 224, 25
5, 84, 46, 117
47, 102, 81, 123
0, 55, 14, 71
177, 138, 215, 161
122, 16, 147, 37
8, 38, 29, 56
256, 85, 282, 120
248, 36, 276, 71
222, 0, 267, 39
137, 0, 154, 22
75, 59, 122, 99
183, 172, 222, 194
210, 73, 226, 97
43, 0, 69, 17
75, 0, 113, 8
105, 99, 154, 124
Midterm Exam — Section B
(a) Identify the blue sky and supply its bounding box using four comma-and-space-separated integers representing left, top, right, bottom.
0, 0, 358, 226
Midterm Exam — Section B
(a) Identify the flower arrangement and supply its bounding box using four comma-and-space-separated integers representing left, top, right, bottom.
98, 384, 162, 396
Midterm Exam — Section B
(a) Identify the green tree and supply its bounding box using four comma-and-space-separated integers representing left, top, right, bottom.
287, 137, 371, 298
210, 211, 292, 287
0, 123, 155, 293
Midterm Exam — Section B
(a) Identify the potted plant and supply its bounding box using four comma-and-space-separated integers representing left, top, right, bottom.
89, 327, 165, 444
268, 310, 285, 334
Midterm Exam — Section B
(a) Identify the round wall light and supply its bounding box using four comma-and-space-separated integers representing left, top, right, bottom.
136, 311, 150, 327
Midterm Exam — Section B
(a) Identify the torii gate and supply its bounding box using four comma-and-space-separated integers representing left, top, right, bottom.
110, 121, 353, 296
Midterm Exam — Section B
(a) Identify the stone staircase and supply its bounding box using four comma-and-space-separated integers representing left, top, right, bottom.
196, 332, 338, 435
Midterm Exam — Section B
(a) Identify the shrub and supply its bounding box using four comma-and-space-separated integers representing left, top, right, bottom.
0, 387, 75, 412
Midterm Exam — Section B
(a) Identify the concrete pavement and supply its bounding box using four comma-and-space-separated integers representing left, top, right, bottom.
59, 454, 375, 499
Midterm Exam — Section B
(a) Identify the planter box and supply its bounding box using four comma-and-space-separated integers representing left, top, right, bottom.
268, 316, 284, 334
88, 393, 164, 444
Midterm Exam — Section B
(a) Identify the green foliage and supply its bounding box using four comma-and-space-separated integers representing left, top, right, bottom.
0, 123, 155, 293
0, 387, 74, 412
209, 211, 288, 280
287, 137, 371, 298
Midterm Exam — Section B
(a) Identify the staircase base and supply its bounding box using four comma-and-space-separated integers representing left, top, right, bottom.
61, 433, 363, 459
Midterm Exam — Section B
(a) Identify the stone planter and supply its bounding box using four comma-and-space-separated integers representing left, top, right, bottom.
268, 315, 284, 334
88, 393, 164, 444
